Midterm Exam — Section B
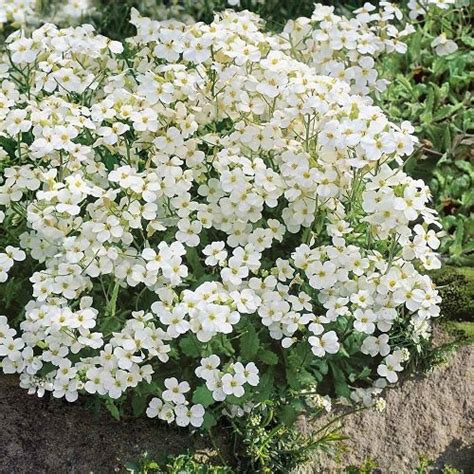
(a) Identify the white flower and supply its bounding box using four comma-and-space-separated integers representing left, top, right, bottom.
195, 355, 221, 381
206, 372, 226, 402
431, 34, 458, 56
353, 309, 377, 334
377, 351, 404, 383
308, 261, 337, 290
175, 403, 205, 427
233, 362, 260, 386
8, 38, 39, 64
203, 242, 227, 266
162, 377, 190, 405
221, 373, 245, 397
176, 219, 202, 247
308, 331, 340, 357
361, 334, 391, 357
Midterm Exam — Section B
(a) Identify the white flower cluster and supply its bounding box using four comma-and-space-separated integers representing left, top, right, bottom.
282, 2, 414, 95
146, 377, 205, 427
196, 355, 259, 400
0, 5, 442, 426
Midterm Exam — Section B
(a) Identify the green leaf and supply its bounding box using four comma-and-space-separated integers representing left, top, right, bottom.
405, 152, 443, 182
396, 74, 413, 93
432, 58, 448, 77
258, 350, 279, 365
443, 126, 452, 151
420, 86, 435, 123
461, 35, 474, 48
103, 152, 119, 171
0, 136, 16, 159
186, 247, 205, 279
287, 342, 310, 369
209, 334, 235, 357
131, 392, 147, 417
435, 102, 465, 122
287, 369, 301, 390
287, 365, 315, 390
192, 385, 214, 408
179, 335, 201, 358
124, 461, 140, 473
255, 371, 275, 402
454, 160, 474, 180
349, 366, 372, 383
313, 358, 329, 375
239, 325, 260, 360
279, 404, 299, 426
329, 362, 351, 399
337, 345, 350, 358
105, 399, 121, 420
433, 106, 453, 122
191, 273, 217, 289
202, 412, 217, 430
296, 368, 316, 388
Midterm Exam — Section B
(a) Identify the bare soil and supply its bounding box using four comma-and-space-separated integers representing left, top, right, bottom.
0, 375, 204, 474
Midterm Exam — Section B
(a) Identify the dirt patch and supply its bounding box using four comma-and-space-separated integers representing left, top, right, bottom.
310, 343, 474, 472
0, 375, 203, 474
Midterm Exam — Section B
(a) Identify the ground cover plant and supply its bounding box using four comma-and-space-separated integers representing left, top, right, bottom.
0, 0, 471, 472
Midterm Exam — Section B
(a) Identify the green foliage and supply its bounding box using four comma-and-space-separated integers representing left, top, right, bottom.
125, 452, 232, 474
402, 265, 474, 370
446, 321, 474, 340
443, 466, 461, 474
105, 398, 121, 420
409, 335, 465, 373
239, 324, 260, 360
413, 456, 435, 474
226, 402, 347, 473
345, 458, 379, 474
430, 266, 474, 322
126, 402, 353, 473
377, 1, 473, 264
192, 385, 215, 407
346, 457, 462, 474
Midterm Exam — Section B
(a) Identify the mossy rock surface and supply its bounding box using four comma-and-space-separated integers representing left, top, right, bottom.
431, 266, 474, 322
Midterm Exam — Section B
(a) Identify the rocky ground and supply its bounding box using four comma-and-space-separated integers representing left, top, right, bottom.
310, 343, 473, 472
0, 339, 472, 473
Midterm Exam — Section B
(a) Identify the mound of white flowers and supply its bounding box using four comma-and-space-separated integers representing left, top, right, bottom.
0, 6, 442, 429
